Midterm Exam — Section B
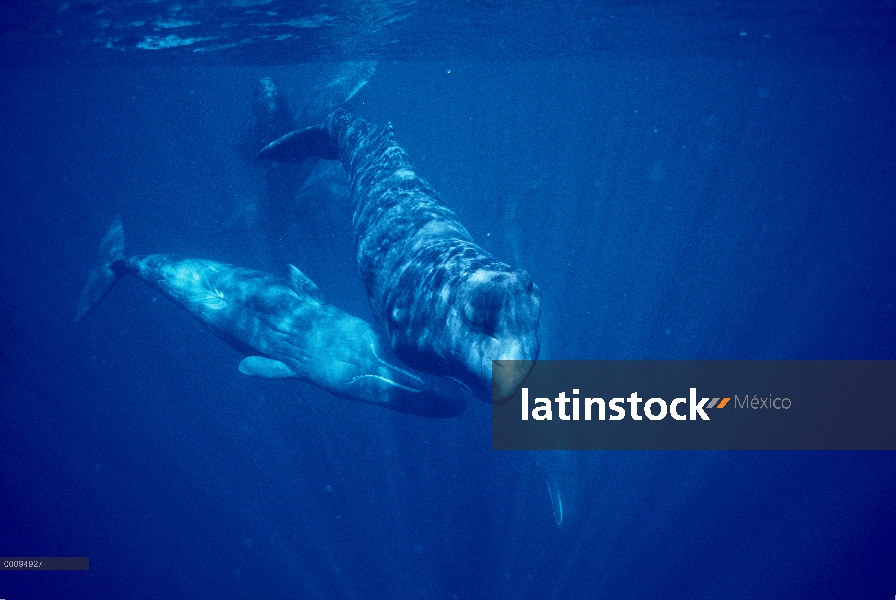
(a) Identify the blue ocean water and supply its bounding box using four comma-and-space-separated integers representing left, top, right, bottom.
1, 2, 895, 598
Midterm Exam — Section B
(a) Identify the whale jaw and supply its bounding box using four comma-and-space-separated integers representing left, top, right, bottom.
469, 331, 539, 403
447, 267, 542, 402
491, 359, 536, 402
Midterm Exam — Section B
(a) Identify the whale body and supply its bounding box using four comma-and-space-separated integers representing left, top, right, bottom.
77, 216, 467, 417
257, 109, 541, 401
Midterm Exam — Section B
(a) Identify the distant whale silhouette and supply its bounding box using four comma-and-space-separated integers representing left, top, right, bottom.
238, 67, 375, 268
257, 110, 542, 401
76, 216, 467, 418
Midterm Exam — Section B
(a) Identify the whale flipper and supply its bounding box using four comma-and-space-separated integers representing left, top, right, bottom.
239, 356, 296, 379
256, 125, 338, 164
76, 215, 126, 321
287, 264, 324, 303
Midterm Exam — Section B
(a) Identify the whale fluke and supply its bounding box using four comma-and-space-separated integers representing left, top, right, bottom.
256, 125, 338, 164
76, 215, 126, 322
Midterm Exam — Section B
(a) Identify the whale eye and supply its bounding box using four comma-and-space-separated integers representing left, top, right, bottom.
517, 270, 535, 293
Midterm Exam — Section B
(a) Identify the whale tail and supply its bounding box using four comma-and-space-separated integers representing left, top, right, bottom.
256, 124, 339, 164
76, 215, 126, 321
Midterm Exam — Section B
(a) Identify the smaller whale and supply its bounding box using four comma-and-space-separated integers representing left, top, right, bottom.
76, 216, 467, 418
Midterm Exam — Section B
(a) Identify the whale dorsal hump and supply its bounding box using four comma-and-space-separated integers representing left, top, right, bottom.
287, 264, 324, 303
239, 356, 296, 379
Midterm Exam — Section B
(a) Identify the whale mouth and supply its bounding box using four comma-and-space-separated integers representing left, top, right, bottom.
347, 373, 422, 393
344, 344, 428, 396
491, 358, 536, 402
341, 347, 469, 418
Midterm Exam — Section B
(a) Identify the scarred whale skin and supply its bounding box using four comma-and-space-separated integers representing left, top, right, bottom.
76, 216, 467, 418
258, 109, 542, 401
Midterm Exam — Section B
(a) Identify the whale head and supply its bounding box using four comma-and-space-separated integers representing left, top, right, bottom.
448, 266, 541, 401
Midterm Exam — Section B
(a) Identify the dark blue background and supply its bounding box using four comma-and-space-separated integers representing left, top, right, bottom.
1, 13, 895, 599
